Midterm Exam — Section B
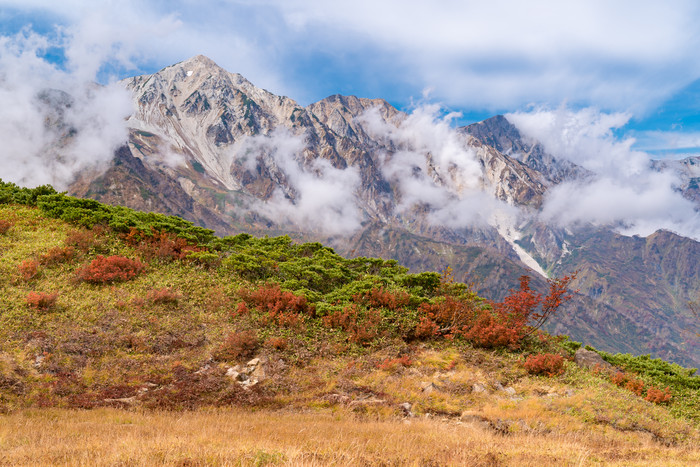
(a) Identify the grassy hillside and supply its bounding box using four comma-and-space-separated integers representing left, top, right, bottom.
0, 180, 698, 464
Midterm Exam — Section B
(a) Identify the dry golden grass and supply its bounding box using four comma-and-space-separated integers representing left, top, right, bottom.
0, 407, 698, 466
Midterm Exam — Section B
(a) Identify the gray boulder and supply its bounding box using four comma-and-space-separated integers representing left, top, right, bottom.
574, 348, 613, 371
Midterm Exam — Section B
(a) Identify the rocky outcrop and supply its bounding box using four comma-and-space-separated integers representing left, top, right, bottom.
574, 348, 614, 371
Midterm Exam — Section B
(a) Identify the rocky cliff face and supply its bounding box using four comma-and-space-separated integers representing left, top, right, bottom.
652, 156, 700, 205
67, 56, 699, 367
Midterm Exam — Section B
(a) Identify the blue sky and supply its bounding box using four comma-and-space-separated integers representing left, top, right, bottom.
2, 0, 700, 158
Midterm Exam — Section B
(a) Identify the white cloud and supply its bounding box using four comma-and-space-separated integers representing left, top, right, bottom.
507, 107, 700, 240
0, 29, 132, 189
361, 103, 517, 228
235, 128, 364, 235
2, 0, 699, 241
267, 0, 700, 112
4, 0, 700, 113
632, 130, 700, 153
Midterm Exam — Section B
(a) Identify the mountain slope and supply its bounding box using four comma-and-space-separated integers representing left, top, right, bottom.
0, 186, 698, 447
65, 55, 700, 367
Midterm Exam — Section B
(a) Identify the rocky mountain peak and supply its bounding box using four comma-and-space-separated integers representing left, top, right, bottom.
307, 94, 403, 144
462, 115, 587, 184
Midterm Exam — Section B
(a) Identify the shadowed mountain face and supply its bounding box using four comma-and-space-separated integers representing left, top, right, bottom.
68, 56, 699, 367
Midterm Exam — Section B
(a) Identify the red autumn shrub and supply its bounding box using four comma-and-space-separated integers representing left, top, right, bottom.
239, 283, 315, 328
349, 308, 382, 345
0, 219, 13, 234
524, 353, 566, 377
232, 301, 249, 317
322, 305, 359, 331
322, 305, 381, 345
353, 287, 411, 311
26, 291, 58, 311
466, 314, 523, 349
377, 355, 412, 371
418, 296, 478, 339
625, 378, 645, 396
18, 259, 39, 281
645, 385, 672, 404
611, 371, 628, 386
124, 228, 203, 262
64, 227, 107, 254
148, 287, 182, 305
472, 274, 576, 350
75, 255, 145, 284
40, 246, 76, 265
266, 337, 288, 350
414, 316, 440, 340
214, 330, 259, 361
609, 370, 666, 401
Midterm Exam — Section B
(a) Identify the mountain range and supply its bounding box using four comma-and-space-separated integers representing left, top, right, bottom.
64, 55, 699, 367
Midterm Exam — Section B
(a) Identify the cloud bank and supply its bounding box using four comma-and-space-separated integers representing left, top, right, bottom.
2, 1, 699, 241
0, 29, 132, 189
507, 108, 700, 239
232, 128, 364, 236
360, 104, 517, 229
5, 1, 700, 115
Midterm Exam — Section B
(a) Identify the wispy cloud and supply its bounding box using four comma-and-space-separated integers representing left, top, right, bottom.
507, 108, 700, 240
4, 0, 700, 114
360, 103, 517, 228
0, 28, 132, 189
631, 130, 700, 154
234, 128, 364, 236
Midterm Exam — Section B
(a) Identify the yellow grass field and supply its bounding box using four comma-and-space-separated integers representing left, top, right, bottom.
1, 408, 698, 466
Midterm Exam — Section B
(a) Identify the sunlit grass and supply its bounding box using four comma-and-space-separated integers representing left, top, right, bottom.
0, 407, 697, 466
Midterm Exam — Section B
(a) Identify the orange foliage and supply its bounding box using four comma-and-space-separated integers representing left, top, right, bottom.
414, 316, 440, 340
26, 291, 58, 311
414, 273, 575, 349
75, 255, 145, 284
377, 355, 412, 371
0, 219, 13, 234
609, 370, 672, 404
123, 227, 203, 262
239, 284, 315, 329
266, 337, 288, 350
645, 386, 672, 404
322, 305, 381, 345
40, 246, 76, 265
214, 330, 259, 361
353, 287, 410, 311
625, 378, 645, 396
18, 259, 39, 281
523, 353, 565, 377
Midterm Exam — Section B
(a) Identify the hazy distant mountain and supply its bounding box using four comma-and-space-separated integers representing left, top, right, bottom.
68, 56, 699, 367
